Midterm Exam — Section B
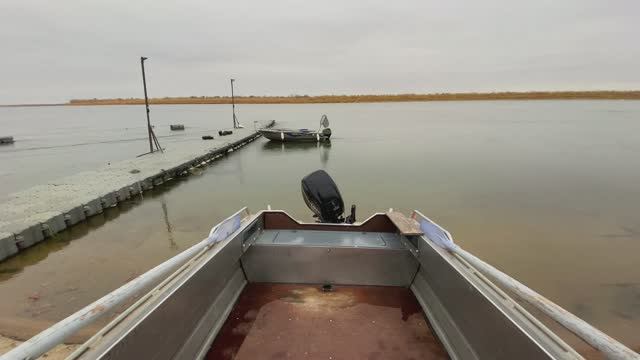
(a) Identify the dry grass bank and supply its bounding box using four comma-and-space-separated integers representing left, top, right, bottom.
68, 91, 640, 106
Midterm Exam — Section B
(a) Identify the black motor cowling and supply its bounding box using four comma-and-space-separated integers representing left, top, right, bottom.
301, 170, 355, 223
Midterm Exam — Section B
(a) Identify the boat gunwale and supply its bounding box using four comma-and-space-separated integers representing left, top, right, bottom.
411, 217, 581, 359
65, 209, 259, 360
22, 209, 602, 360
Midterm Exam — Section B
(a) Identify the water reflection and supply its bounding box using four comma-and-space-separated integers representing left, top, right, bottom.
0, 184, 190, 281
161, 198, 177, 249
261, 140, 331, 165
0, 203, 136, 281
603, 283, 640, 321
261, 140, 332, 152
600, 226, 640, 240
205, 149, 246, 184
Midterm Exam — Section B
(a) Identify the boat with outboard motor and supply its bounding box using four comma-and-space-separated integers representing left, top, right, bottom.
2, 170, 638, 360
258, 114, 331, 142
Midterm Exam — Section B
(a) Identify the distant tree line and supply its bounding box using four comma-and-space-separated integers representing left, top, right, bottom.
67, 91, 640, 105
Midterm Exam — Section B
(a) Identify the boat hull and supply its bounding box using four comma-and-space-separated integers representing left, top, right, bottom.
70, 210, 580, 360
259, 129, 330, 142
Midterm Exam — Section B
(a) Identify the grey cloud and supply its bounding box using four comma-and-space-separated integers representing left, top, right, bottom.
0, 0, 638, 103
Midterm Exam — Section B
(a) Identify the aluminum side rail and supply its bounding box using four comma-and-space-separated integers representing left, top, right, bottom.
0, 208, 250, 360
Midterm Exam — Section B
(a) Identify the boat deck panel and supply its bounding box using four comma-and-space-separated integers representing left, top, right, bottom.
206, 283, 448, 360
256, 229, 404, 249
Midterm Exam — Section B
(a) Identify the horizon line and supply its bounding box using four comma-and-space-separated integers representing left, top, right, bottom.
2, 90, 640, 107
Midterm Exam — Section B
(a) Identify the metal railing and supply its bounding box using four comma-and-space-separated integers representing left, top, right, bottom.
412, 210, 640, 360
1, 207, 250, 360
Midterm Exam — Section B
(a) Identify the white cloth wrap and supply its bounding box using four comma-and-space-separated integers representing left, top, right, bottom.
207, 212, 242, 245
418, 216, 457, 251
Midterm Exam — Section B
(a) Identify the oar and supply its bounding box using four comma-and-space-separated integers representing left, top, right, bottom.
413, 210, 640, 360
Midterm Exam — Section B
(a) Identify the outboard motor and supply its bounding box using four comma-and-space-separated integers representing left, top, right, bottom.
319, 114, 331, 139
301, 170, 355, 223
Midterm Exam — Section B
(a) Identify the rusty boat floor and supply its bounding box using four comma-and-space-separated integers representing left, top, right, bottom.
206, 283, 449, 360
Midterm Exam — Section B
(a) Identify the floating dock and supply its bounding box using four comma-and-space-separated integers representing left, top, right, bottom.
0, 121, 274, 261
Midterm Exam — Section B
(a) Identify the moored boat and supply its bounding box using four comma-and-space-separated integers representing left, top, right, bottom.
2, 171, 638, 360
259, 114, 331, 142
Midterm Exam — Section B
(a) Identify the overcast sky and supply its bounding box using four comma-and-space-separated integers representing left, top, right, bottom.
1, 0, 638, 104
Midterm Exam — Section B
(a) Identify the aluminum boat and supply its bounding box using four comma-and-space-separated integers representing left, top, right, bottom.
258, 115, 331, 142
3, 171, 637, 360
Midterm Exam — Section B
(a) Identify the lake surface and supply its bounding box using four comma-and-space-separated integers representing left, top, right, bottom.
0, 101, 639, 352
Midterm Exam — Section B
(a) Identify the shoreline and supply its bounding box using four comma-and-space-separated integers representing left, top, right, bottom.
66, 91, 640, 105
2, 91, 639, 107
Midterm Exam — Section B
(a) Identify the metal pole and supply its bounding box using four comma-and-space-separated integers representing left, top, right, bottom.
230, 78, 236, 128
141, 57, 153, 153
151, 130, 163, 153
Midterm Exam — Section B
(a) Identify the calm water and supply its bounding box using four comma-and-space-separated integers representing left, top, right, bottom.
0, 102, 639, 350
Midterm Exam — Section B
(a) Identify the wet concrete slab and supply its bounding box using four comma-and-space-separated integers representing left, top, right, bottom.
207, 283, 448, 360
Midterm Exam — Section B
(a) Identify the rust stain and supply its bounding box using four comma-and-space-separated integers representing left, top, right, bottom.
89, 304, 107, 315
207, 283, 449, 360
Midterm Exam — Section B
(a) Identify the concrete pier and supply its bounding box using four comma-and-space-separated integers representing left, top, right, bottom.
0, 121, 274, 261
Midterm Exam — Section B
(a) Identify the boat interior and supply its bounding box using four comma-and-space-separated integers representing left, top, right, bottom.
70, 209, 582, 360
